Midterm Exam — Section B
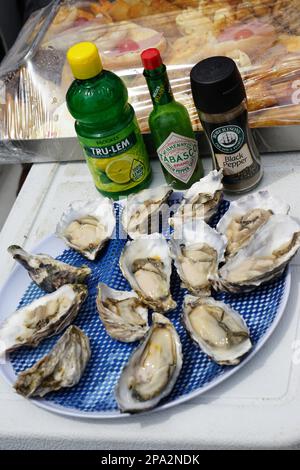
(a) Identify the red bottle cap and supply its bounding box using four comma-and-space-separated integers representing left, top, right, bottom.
141, 48, 163, 70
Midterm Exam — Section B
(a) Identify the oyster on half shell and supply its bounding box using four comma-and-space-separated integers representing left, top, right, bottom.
214, 214, 300, 293
56, 198, 116, 260
170, 219, 227, 296
8, 245, 91, 293
115, 312, 182, 413
122, 185, 172, 239
119, 234, 176, 313
169, 170, 223, 226
14, 325, 90, 397
96, 283, 149, 342
0, 284, 87, 355
183, 295, 252, 365
217, 190, 290, 258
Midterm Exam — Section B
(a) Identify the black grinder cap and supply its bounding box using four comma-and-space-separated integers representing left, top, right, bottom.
190, 56, 246, 114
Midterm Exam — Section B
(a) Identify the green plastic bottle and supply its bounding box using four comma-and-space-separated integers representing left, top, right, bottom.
141, 48, 204, 190
66, 42, 151, 199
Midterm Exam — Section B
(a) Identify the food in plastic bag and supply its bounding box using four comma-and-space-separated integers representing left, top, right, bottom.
1, 0, 300, 161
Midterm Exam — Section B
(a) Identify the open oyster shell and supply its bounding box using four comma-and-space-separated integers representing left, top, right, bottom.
56, 198, 116, 260
169, 170, 223, 226
8, 245, 91, 293
0, 284, 87, 355
115, 312, 182, 413
14, 325, 90, 398
119, 233, 176, 313
214, 214, 300, 293
183, 295, 252, 366
170, 219, 227, 296
217, 190, 290, 258
96, 283, 149, 342
122, 185, 172, 239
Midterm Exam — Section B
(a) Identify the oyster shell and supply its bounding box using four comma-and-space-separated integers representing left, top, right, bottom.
122, 185, 172, 239
169, 170, 223, 225
96, 283, 149, 342
170, 219, 227, 296
115, 312, 182, 413
217, 190, 290, 258
14, 325, 90, 397
183, 295, 252, 365
0, 284, 87, 355
214, 214, 300, 293
119, 234, 176, 313
56, 198, 116, 260
8, 245, 91, 293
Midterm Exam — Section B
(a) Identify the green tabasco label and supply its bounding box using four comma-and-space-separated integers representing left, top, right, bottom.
78, 117, 151, 193
157, 132, 198, 183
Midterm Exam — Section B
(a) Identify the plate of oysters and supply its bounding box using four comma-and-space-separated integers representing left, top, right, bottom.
0, 170, 298, 418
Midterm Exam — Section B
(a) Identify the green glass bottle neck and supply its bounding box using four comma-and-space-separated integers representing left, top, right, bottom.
143, 64, 174, 107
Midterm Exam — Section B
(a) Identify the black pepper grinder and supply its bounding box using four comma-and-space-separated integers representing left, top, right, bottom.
190, 56, 263, 193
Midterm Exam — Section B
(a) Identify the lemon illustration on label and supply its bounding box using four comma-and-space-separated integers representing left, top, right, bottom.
93, 158, 110, 172
105, 157, 132, 184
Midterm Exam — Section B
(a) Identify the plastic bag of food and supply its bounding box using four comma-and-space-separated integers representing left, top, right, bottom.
1, 0, 300, 162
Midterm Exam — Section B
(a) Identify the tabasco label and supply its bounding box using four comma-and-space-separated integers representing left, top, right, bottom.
157, 132, 198, 183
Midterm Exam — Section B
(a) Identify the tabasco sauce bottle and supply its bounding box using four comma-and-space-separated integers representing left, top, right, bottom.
141, 48, 204, 189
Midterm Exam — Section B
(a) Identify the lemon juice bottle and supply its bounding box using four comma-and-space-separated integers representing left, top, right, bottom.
66, 42, 151, 199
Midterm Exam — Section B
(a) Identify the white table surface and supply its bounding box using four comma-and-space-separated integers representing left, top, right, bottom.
1, 155, 300, 450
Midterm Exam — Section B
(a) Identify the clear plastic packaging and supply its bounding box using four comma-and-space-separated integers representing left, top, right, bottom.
1, 0, 300, 162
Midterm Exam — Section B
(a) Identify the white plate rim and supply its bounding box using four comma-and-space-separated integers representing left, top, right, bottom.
0, 233, 291, 420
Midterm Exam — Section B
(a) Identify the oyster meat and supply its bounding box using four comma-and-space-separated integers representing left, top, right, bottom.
183, 295, 252, 365
96, 283, 149, 342
0, 284, 87, 355
119, 234, 176, 313
56, 198, 116, 260
122, 185, 172, 239
14, 325, 90, 397
170, 219, 227, 296
217, 190, 290, 258
8, 245, 91, 293
115, 312, 182, 413
170, 170, 223, 225
214, 214, 300, 293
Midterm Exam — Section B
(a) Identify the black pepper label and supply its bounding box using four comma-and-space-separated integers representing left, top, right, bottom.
202, 110, 261, 187
215, 144, 253, 176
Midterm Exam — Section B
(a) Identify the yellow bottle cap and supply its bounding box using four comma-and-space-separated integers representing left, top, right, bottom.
67, 42, 103, 80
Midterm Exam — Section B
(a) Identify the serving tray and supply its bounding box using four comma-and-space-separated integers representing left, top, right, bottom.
0, 198, 291, 418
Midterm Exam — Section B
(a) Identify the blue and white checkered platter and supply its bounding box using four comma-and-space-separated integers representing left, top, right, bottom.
0, 193, 291, 418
